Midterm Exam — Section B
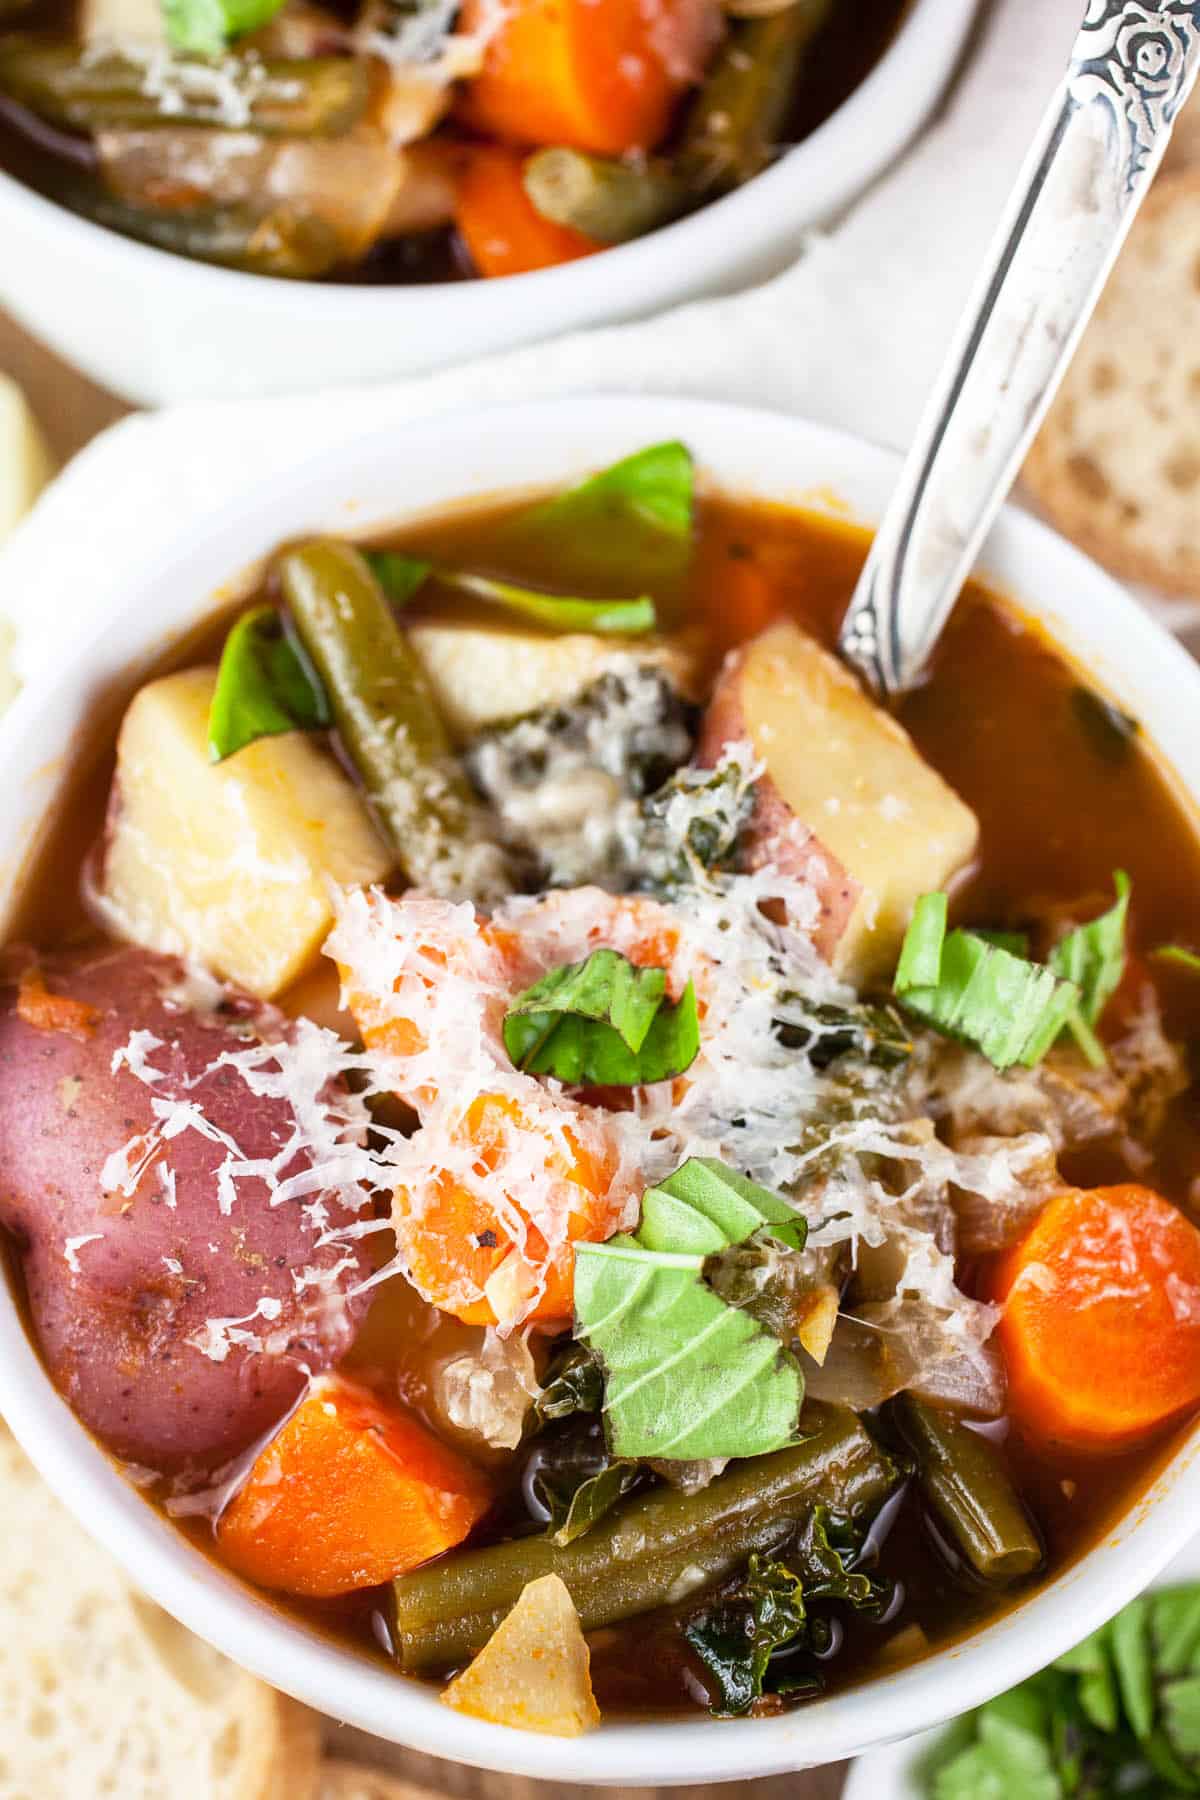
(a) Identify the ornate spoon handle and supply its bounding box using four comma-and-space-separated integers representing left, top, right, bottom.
839, 1, 1200, 697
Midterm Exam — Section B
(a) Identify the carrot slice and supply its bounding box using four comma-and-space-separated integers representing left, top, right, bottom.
218, 1374, 491, 1597
455, 148, 599, 279
16, 967, 100, 1040
459, 0, 717, 155
396, 1091, 625, 1328
993, 1184, 1200, 1451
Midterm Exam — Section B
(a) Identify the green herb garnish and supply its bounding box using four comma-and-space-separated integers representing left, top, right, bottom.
927, 1585, 1200, 1797
163, 0, 286, 56
207, 605, 330, 763
573, 1158, 805, 1460
894, 896, 1082, 1071
509, 441, 695, 588
503, 948, 699, 1086
1155, 945, 1200, 975
368, 551, 656, 636
1049, 872, 1131, 1067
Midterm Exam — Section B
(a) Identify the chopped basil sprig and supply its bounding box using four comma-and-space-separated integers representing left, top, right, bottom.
207, 605, 330, 763
893, 874, 1131, 1072
573, 1158, 806, 1461
367, 550, 656, 636
503, 948, 699, 1086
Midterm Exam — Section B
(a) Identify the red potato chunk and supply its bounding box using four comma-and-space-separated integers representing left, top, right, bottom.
697, 620, 979, 984
0, 946, 373, 1472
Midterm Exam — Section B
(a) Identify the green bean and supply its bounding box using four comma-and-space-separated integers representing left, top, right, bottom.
78, 193, 343, 276
0, 38, 367, 136
391, 1404, 897, 1671
522, 148, 688, 245
279, 539, 509, 900
677, 0, 834, 192
889, 1393, 1043, 1584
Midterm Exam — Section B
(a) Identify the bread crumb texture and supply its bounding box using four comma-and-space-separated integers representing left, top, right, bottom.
1024, 171, 1200, 594
0, 1428, 320, 1800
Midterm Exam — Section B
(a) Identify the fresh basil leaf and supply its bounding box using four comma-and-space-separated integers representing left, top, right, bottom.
683, 1555, 808, 1716
448, 572, 655, 636
503, 949, 698, 1086
163, 0, 285, 55
1050, 872, 1131, 1027
208, 605, 330, 762
511, 441, 695, 587
366, 550, 433, 608
638, 1157, 805, 1255
534, 1344, 604, 1424
573, 1237, 803, 1460
1156, 945, 1200, 975
894, 900, 1083, 1072
896, 892, 948, 990
974, 928, 1031, 957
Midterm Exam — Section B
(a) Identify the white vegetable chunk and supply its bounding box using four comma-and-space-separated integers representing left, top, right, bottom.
81, 0, 166, 46
407, 623, 704, 740
99, 667, 391, 998
702, 620, 979, 984
440, 1573, 600, 1736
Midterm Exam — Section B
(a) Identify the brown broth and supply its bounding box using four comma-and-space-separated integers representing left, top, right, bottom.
7, 489, 1200, 1718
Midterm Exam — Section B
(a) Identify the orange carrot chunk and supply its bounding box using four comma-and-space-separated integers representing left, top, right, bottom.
459, 0, 718, 155
16, 967, 100, 1040
994, 1184, 1200, 1452
218, 1375, 492, 1597
455, 148, 599, 279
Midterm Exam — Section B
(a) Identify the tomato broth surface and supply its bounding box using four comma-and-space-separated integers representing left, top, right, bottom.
6, 480, 1200, 1725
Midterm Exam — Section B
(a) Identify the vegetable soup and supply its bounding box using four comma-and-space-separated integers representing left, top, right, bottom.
4, 441, 1200, 1733
0, 0, 904, 281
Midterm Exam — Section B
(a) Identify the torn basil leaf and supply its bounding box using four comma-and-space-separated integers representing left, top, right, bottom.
208, 605, 330, 763
683, 1555, 809, 1716
573, 1158, 805, 1460
366, 549, 433, 608
510, 441, 695, 588
163, 0, 285, 55
637, 1157, 805, 1255
894, 894, 1082, 1071
503, 948, 699, 1086
1050, 871, 1130, 1027
449, 572, 655, 636
1156, 944, 1200, 974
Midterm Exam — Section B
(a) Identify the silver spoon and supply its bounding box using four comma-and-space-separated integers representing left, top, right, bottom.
839, 0, 1200, 698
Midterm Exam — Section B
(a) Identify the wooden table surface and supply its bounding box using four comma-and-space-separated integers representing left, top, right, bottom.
0, 303, 849, 1799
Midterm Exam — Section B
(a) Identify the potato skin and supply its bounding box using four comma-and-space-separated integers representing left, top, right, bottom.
0, 946, 372, 1473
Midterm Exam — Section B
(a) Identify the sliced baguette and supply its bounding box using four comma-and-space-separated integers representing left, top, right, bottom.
1023, 171, 1200, 594
0, 1428, 320, 1800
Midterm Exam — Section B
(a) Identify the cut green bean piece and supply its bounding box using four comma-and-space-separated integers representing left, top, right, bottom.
0, 38, 368, 136
523, 148, 688, 244
890, 1392, 1043, 1584
279, 539, 509, 899
678, 0, 833, 191
391, 1405, 897, 1671
80, 193, 343, 276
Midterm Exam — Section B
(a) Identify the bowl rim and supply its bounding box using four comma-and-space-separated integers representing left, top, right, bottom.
0, 0, 969, 315
2, 392, 1199, 1786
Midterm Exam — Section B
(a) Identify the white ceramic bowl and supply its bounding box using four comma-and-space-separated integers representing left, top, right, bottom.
0, 0, 972, 405
1, 395, 1198, 1785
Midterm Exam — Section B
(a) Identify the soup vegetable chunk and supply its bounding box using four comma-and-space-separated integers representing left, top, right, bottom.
6, 441, 1200, 1733
0, 0, 903, 279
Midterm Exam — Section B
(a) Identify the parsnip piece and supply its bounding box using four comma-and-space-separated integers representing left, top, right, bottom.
100, 667, 391, 998
440, 1573, 600, 1736
0, 373, 55, 549
81, 0, 166, 45
707, 620, 978, 984
407, 623, 704, 741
